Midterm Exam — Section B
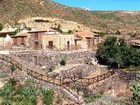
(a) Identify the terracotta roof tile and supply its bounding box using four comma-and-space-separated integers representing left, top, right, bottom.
75, 31, 95, 38
12, 32, 30, 38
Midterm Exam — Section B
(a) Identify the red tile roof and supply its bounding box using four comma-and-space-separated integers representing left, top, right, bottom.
75, 31, 95, 38
11, 32, 30, 38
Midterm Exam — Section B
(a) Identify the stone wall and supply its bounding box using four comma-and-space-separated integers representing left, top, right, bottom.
88, 73, 132, 97
10, 51, 96, 69
57, 64, 98, 79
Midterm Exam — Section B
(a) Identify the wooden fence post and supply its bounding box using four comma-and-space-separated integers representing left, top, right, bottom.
60, 78, 62, 86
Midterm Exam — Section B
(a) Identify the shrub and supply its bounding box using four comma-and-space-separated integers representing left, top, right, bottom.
10, 64, 17, 72
96, 36, 140, 69
60, 59, 66, 66
83, 94, 102, 103
0, 23, 3, 31
68, 30, 73, 34
131, 74, 140, 105
41, 88, 54, 105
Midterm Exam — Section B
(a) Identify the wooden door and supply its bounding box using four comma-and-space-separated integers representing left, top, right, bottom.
67, 41, 70, 49
48, 41, 53, 49
21, 37, 25, 45
34, 42, 39, 50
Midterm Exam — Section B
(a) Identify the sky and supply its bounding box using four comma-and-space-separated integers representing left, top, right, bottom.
54, 0, 140, 11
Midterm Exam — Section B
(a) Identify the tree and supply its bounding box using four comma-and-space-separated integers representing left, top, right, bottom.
96, 36, 140, 69
96, 37, 120, 68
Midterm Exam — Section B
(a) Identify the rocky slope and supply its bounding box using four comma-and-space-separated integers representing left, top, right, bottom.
0, 0, 140, 32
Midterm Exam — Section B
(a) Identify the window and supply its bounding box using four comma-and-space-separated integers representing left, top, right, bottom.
13, 38, 17, 45
67, 41, 70, 49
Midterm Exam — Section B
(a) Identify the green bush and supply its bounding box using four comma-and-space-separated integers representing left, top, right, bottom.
41, 88, 54, 105
96, 36, 140, 69
0, 79, 37, 105
131, 74, 140, 105
0, 79, 55, 105
60, 59, 66, 66
10, 64, 17, 72
0, 23, 3, 31
83, 94, 102, 103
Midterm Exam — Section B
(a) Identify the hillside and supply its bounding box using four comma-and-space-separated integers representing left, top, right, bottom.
0, 0, 140, 32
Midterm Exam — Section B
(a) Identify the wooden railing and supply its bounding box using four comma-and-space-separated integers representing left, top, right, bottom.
0, 54, 80, 101
0, 54, 115, 102
76, 71, 115, 85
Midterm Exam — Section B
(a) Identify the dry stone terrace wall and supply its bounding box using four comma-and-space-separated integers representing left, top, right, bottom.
88, 73, 131, 97
57, 64, 98, 79
10, 51, 96, 68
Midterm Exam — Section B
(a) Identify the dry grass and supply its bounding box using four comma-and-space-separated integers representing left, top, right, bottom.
0, 0, 140, 32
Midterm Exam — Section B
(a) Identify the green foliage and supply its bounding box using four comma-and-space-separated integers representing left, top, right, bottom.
96, 36, 140, 69
0, 72, 8, 78
17, 83, 37, 104
0, 79, 55, 105
60, 59, 66, 66
0, 23, 3, 31
10, 64, 17, 72
68, 30, 73, 34
0, 78, 16, 105
131, 74, 140, 105
41, 88, 54, 105
83, 94, 101, 103
0, 81, 15, 97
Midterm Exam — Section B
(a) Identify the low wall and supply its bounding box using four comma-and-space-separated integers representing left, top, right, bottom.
10, 51, 96, 69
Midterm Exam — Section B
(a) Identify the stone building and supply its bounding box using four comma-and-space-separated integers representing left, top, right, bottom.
129, 35, 140, 48
11, 29, 100, 50
11, 32, 30, 47
11, 29, 74, 50
0, 24, 15, 48
41, 31, 75, 50
74, 31, 100, 49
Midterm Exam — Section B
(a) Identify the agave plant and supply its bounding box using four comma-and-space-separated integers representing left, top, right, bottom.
131, 74, 140, 105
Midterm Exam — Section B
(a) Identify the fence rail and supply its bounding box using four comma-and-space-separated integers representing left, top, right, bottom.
0, 54, 115, 102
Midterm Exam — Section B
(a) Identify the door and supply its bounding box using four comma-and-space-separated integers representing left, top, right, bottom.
34, 42, 39, 50
48, 41, 53, 49
34, 33, 39, 40
21, 37, 25, 45
67, 41, 70, 49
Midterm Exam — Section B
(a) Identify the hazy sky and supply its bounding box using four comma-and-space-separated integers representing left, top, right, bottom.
54, 0, 140, 11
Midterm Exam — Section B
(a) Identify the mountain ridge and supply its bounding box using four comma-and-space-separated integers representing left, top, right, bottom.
0, 0, 140, 33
